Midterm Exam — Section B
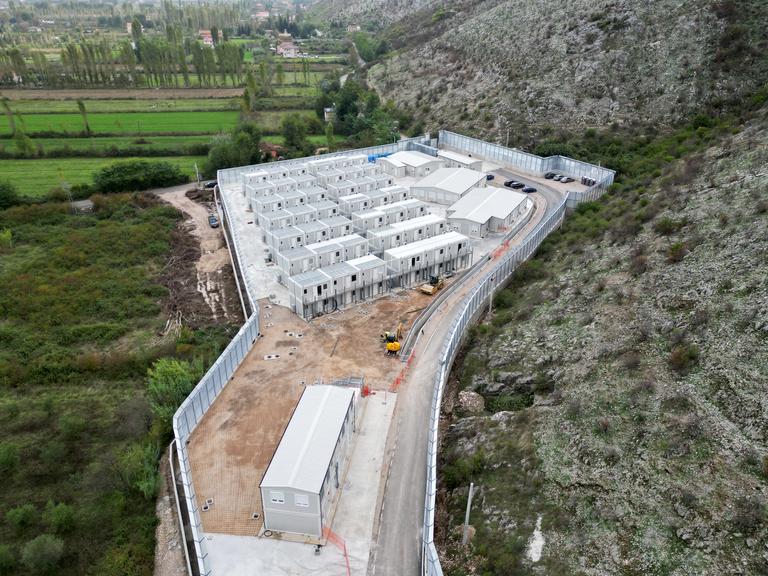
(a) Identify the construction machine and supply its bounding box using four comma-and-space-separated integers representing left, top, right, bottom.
418, 275, 445, 296
381, 321, 403, 355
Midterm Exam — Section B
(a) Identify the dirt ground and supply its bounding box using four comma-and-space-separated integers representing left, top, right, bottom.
187, 289, 432, 536
0, 88, 243, 100
153, 453, 189, 576
159, 188, 243, 327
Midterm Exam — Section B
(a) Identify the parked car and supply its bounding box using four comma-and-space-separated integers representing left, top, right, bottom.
486, 174, 495, 181
208, 214, 220, 228
503, 180, 515, 187
544, 172, 556, 179
561, 176, 574, 183
511, 182, 525, 189
204, 180, 218, 189
522, 186, 537, 193
552, 175, 563, 181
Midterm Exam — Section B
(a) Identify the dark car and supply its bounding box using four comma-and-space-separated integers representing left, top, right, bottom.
511, 182, 525, 189
503, 180, 515, 187
486, 174, 495, 181
544, 172, 556, 179
204, 180, 218, 189
208, 214, 220, 228
522, 186, 537, 193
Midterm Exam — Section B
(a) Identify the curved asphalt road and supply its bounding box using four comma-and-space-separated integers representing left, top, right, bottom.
370, 176, 563, 576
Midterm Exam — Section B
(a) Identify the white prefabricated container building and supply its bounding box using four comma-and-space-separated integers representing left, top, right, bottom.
245, 180, 276, 201
447, 187, 531, 237
338, 193, 372, 215
366, 185, 409, 207
384, 231, 472, 287
437, 149, 484, 171
379, 198, 429, 222
351, 208, 388, 232
260, 385, 356, 538
312, 199, 340, 220
410, 167, 488, 205
258, 209, 293, 230
325, 179, 358, 200
367, 214, 447, 253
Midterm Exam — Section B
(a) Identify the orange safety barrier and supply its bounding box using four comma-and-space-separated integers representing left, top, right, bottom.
322, 527, 351, 576
390, 352, 416, 392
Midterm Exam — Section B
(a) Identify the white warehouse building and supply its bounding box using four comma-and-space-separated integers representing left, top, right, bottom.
260, 385, 356, 538
410, 167, 488, 205
447, 187, 532, 238
384, 231, 472, 287
378, 151, 444, 178
437, 149, 484, 171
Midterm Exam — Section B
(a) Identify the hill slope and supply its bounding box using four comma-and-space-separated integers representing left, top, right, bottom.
319, 0, 768, 140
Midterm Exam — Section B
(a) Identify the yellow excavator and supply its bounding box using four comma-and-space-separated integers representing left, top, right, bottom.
381, 321, 403, 355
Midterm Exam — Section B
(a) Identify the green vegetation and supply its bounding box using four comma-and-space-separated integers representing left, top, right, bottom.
0, 194, 235, 575
0, 156, 204, 199
204, 122, 263, 176
92, 160, 189, 193
0, 182, 20, 209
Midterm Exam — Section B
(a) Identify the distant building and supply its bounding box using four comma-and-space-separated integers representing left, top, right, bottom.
378, 151, 444, 179
447, 187, 531, 238
410, 167, 488, 205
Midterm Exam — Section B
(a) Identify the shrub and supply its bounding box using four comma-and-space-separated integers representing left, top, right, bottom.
118, 442, 160, 500
669, 343, 700, 373
666, 241, 689, 263
0, 544, 16, 575
653, 217, 685, 235
146, 357, 203, 427
21, 534, 64, 574
0, 181, 20, 210
6, 504, 37, 534
596, 417, 611, 434
0, 442, 19, 475
92, 160, 188, 193
604, 446, 621, 464
732, 496, 765, 535
42, 501, 75, 534
442, 451, 486, 490
486, 393, 533, 412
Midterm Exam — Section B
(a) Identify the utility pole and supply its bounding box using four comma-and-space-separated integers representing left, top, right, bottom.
505, 126, 510, 148
488, 275, 495, 317
461, 482, 475, 546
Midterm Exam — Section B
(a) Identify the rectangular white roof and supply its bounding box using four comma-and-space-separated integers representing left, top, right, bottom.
413, 167, 487, 195
369, 214, 445, 238
271, 226, 301, 239
306, 233, 364, 252
438, 149, 480, 165
379, 156, 404, 168
352, 208, 386, 220
384, 231, 469, 260
259, 386, 355, 495
295, 220, 329, 234
387, 150, 440, 167
348, 254, 385, 271
448, 187, 528, 224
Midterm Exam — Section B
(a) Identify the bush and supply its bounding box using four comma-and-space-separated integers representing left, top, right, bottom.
732, 496, 765, 535
654, 217, 685, 235
92, 160, 188, 193
0, 544, 16, 575
118, 442, 160, 500
146, 357, 203, 428
0, 442, 19, 475
42, 501, 75, 534
669, 343, 700, 373
666, 241, 689, 263
21, 534, 64, 574
6, 504, 37, 534
0, 181, 20, 210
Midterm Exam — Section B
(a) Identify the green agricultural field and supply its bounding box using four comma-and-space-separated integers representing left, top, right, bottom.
7, 98, 241, 114
0, 135, 214, 154
262, 134, 329, 146
253, 109, 316, 132
2, 111, 239, 136
0, 156, 206, 198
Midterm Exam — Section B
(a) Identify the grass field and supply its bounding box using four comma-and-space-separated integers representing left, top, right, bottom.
0, 156, 205, 198
2, 111, 240, 136
0, 135, 214, 153
7, 98, 242, 114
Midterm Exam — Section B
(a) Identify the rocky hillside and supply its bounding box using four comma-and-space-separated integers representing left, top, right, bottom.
317, 0, 768, 141
437, 104, 768, 574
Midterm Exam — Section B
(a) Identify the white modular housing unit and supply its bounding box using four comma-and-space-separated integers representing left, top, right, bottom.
340, 165, 366, 180
363, 163, 383, 176
447, 187, 531, 237
245, 181, 277, 204
312, 199, 340, 220
351, 208, 388, 232
272, 177, 298, 194
410, 167, 488, 205
260, 385, 356, 538
295, 220, 333, 245
379, 150, 444, 178
314, 168, 345, 187
287, 164, 310, 177
337, 153, 368, 167
322, 215, 354, 238
437, 149, 484, 171
366, 185, 409, 207
303, 185, 329, 204
259, 209, 294, 230
277, 189, 307, 207
350, 176, 376, 194
366, 214, 447, 253
267, 226, 305, 253
293, 173, 317, 189
276, 246, 314, 277
325, 179, 358, 200
287, 255, 388, 319
379, 198, 429, 222
242, 169, 269, 192
371, 173, 394, 189
384, 231, 472, 287
276, 234, 368, 277
252, 193, 285, 214
285, 204, 317, 225
307, 157, 337, 174
338, 193, 372, 215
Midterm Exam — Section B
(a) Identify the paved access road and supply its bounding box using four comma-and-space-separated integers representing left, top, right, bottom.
370, 178, 563, 576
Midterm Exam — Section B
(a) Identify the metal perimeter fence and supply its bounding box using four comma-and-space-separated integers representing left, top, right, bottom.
423, 133, 615, 576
